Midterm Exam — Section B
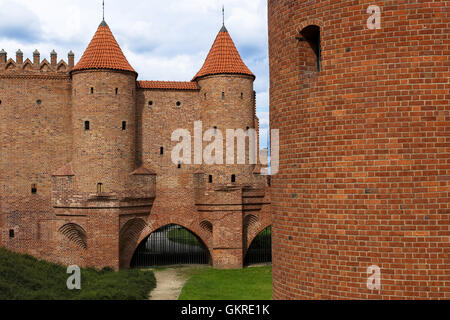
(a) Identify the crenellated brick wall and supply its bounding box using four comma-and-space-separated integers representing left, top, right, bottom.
0, 55, 73, 260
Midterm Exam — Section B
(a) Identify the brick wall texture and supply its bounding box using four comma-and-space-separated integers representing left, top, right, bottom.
0, 21, 271, 270
269, 0, 449, 299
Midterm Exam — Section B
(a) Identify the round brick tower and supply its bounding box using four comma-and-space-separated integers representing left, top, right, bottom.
71, 20, 138, 196
193, 25, 257, 184
269, 0, 449, 299
191, 24, 266, 269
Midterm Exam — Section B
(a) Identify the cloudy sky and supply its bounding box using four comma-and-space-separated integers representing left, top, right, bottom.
0, 0, 270, 148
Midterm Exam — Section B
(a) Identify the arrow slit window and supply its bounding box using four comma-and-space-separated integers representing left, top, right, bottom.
297, 25, 321, 72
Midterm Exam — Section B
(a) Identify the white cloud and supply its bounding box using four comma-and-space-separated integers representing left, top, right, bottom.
0, 1, 42, 43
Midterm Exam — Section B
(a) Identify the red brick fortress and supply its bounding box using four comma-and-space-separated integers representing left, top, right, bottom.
0, 19, 271, 270
269, 0, 449, 299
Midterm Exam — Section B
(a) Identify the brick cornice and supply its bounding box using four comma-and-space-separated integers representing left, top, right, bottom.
0, 73, 70, 81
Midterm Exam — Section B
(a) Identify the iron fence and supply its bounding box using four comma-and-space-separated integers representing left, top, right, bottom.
245, 226, 272, 265
131, 224, 210, 267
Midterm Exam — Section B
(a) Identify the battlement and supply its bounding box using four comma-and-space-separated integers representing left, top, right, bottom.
0, 49, 74, 74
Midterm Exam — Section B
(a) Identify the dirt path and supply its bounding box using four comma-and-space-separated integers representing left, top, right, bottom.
149, 266, 206, 300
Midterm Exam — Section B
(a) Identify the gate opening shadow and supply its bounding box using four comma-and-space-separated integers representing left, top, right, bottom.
245, 226, 272, 266
131, 224, 211, 268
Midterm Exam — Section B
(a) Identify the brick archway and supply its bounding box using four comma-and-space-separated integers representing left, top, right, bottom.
244, 222, 272, 266
296, 19, 323, 35
246, 221, 272, 251
119, 215, 213, 269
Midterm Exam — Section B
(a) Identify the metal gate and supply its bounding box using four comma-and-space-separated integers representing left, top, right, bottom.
244, 226, 272, 265
130, 224, 210, 267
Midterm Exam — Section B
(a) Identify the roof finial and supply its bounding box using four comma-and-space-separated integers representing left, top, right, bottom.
99, 0, 108, 26
222, 5, 225, 26
219, 6, 228, 32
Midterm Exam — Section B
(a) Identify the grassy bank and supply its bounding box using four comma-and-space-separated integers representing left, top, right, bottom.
0, 247, 156, 300
179, 266, 272, 300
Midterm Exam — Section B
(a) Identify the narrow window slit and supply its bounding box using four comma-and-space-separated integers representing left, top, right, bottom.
298, 25, 322, 72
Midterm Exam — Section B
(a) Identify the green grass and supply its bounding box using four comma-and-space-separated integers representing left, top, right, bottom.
0, 247, 156, 300
179, 266, 272, 300
167, 228, 202, 247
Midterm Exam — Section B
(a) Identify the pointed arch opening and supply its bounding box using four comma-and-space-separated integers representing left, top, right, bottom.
297, 25, 321, 72
130, 224, 211, 268
244, 226, 272, 266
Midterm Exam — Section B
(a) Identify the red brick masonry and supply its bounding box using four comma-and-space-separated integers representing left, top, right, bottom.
269, 0, 449, 299
0, 19, 271, 270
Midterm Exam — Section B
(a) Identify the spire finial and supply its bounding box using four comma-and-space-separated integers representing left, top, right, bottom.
99, 0, 108, 26
219, 6, 228, 32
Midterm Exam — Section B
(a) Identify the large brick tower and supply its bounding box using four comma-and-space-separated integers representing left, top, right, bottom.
71, 20, 138, 197
52, 20, 156, 268
269, 1, 449, 299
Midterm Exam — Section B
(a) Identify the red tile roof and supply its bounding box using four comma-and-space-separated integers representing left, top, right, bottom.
72, 21, 136, 74
193, 26, 254, 81
137, 81, 199, 90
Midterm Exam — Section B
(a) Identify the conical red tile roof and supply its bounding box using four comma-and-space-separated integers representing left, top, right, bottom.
72, 21, 136, 74
193, 26, 254, 81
